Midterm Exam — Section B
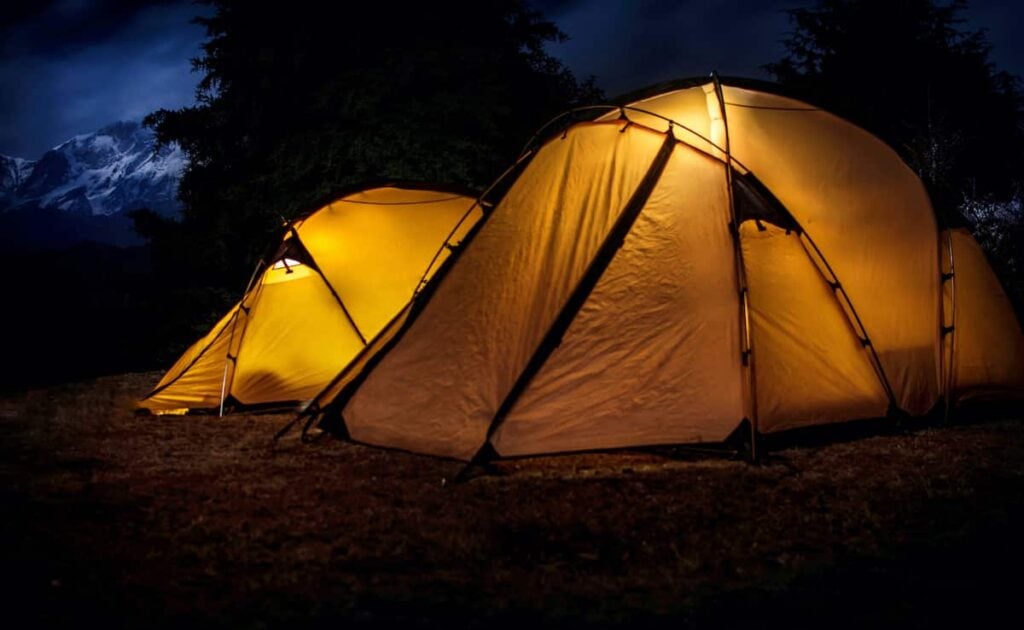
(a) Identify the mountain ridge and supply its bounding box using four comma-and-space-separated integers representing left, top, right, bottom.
1, 120, 185, 249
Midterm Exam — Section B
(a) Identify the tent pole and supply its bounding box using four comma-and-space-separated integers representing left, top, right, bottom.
462, 129, 678, 473
287, 227, 368, 345
218, 355, 230, 417
795, 231, 899, 409
711, 72, 761, 462
412, 150, 538, 297
942, 230, 957, 422
217, 258, 267, 417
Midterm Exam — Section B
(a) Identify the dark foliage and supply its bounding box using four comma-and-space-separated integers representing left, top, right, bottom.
767, 0, 1024, 317
766, 0, 1023, 206
961, 191, 1024, 317
0, 243, 230, 390
142, 0, 601, 292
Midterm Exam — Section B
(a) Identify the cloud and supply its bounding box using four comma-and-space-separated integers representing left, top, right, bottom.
0, 1, 207, 157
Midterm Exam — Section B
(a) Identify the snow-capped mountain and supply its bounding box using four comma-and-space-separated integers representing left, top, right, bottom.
3, 120, 184, 218
0, 120, 185, 249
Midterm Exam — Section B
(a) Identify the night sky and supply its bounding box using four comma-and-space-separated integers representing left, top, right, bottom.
2, 0, 1023, 158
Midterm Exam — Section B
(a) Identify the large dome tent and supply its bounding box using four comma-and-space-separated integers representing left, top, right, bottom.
297, 75, 1024, 464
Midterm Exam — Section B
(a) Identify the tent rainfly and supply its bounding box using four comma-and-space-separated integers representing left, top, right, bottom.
138, 184, 484, 415
299, 75, 1024, 463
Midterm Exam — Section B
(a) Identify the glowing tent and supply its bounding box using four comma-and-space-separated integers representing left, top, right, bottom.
301, 76, 1024, 462
139, 184, 484, 415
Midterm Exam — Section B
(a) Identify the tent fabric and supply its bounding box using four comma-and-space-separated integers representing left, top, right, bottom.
141, 307, 241, 413
343, 123, 668, 460
605, 84, 941, 415
741, 223, 890, 433
944, 227, 1024, 401
306, 77, 1023, 461
492, 141, 744, 456
721, 87, 941, 417
226, 259, 364, 406
139, 185, 483, 415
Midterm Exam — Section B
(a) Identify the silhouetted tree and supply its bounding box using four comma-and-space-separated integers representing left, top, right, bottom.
767, 0, 1022, 211
142, 0, 600, 292
767, 0, 1024, 315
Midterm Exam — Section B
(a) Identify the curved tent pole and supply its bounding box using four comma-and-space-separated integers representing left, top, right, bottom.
411, 151, 538, 297
729, 166, 902, 418
519, 102, 738, 173
711, 71, 901, 419
454, 129, 680, 479
795, 228, 900, 410
289, 181, 483, 223
286, 226, 367, 345
711, 72, 761, 461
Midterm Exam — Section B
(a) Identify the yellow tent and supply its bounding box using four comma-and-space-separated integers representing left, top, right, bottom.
138, 184, 484, 415
302, 76, 1024, 462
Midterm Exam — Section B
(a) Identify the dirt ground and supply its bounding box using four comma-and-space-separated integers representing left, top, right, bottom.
2, 372, 1023, 628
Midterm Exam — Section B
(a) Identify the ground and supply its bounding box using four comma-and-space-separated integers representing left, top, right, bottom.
1, 373, 1022, 628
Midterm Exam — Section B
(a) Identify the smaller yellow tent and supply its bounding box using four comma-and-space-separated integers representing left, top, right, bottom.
138, 184, 484, 415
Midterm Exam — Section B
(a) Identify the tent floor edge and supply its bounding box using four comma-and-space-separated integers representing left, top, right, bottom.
454, 442, 501, 484
316, 409, 350, 441
725, 418, 764, 464
922, 398, 951, 427
886, 402, 917, 435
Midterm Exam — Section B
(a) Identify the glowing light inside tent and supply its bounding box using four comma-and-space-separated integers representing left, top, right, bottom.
272, 258, 304, 270
265, 257, 313, 284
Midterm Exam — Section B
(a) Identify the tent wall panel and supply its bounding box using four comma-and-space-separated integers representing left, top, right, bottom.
343, 123, 668, 460
720, 86, 941, 416
143, 307, 241, 413
741, 223, 890, 432
946, 228, 1024, 401
310, 302, 414, 414
300, 190, 483, 337
231, 266, 365, 405
492, 144, 744, 456
630, 85, 941, 415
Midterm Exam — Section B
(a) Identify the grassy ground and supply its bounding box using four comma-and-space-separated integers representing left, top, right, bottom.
2, 373, 1023, 628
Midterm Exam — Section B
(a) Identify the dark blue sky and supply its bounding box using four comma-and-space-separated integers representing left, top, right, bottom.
2, 0, 1022, 158
0, 0, 208, 158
